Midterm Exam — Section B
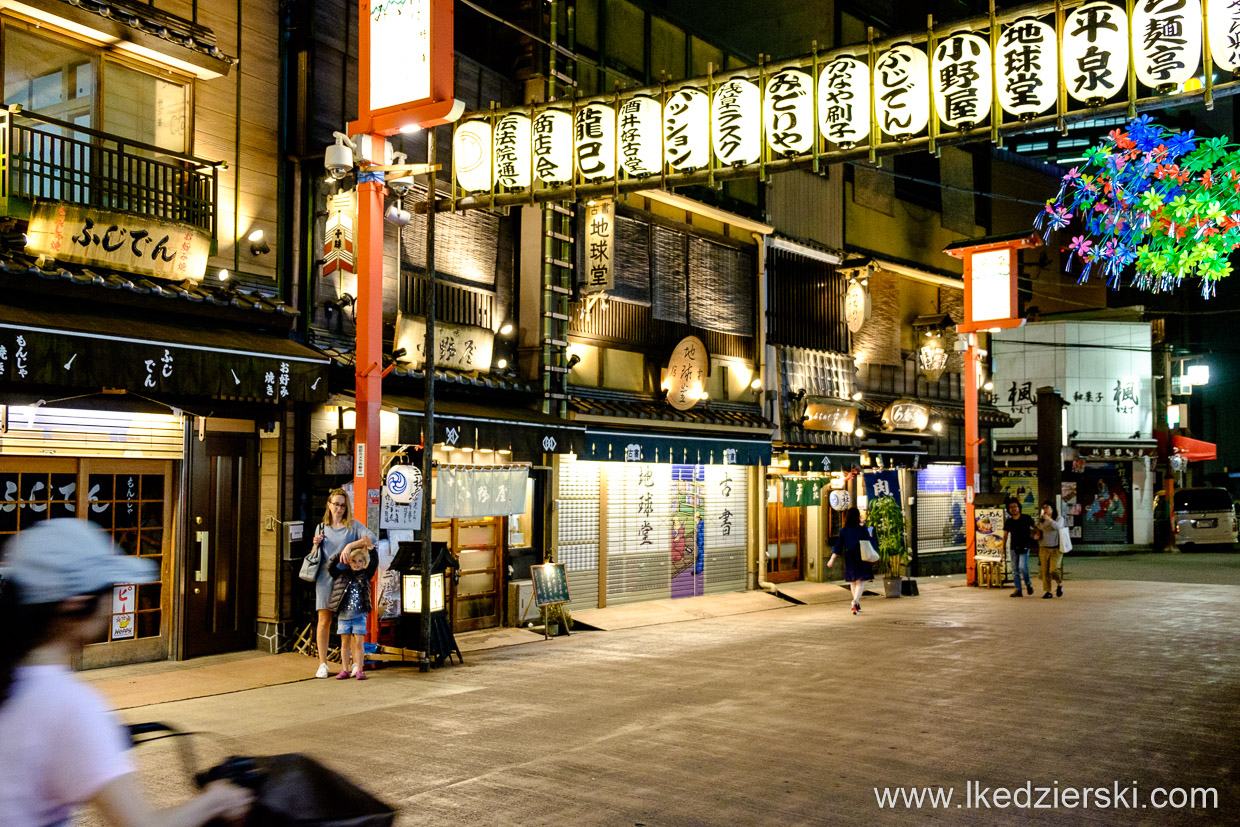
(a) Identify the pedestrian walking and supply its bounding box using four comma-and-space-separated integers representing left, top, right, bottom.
328, 545, 379, 679
1003, 499, 1036, 597
827, 506, 878, 615
0, 519, 253, 826
1036, 500, 1065, 599
311, 488, 376, 678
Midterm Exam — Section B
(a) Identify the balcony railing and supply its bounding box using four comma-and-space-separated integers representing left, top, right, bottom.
0, 106, 219, 237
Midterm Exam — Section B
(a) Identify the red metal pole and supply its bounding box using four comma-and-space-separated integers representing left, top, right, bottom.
354, 150, 386, 642
964, 337, 979, 586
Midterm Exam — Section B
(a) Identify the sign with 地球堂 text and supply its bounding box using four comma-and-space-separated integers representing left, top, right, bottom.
581, 198, 614, 296
26, 202, 211, 281
664, 335, 709, 411
394, 315, 495, 372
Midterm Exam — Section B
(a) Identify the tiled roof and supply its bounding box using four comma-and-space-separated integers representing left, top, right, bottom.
62, 0, 235, 64
0, 252, 297, 316
569, 396, 775, 431
315, 344, 535, 393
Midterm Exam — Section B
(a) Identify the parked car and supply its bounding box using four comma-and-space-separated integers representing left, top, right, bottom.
1168, 488, 1238, 550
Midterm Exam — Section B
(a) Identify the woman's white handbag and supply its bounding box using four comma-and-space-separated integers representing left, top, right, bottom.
1059, 526, 1073, 553
859, 538, 880, 563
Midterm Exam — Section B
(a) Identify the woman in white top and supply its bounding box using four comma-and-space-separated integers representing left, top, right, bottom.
0, 519, 252, 826
1036, 500, 1065, 599
310, 488, 376, 678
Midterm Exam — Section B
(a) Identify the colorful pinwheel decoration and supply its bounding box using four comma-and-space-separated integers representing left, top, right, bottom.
1034, 115, 1240, 298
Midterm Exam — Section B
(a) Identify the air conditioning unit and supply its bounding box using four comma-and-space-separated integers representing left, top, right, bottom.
505, 579, 540, 626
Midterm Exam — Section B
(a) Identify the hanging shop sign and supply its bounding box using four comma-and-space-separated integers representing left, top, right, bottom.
581, 198, 615, 296
352, 0, 459, 134
494, 113, 532, 189
1207, 0, 1240, 71
932, 32, 992, 131
448, 2, 1234, 202
782, 477, 823, 507
1131, 0, 1201, 91
453, 120, 493, 192
664, 335, 709, 411
617, 96, 662, 177
434, 466, 529, 519
882, 400, 930, 432
802, 403, 858, 433
663, 87, 709, 170
711, 78, 761, 166
533, 109, 574, 183
323, 191, 355, 276
25, 203, 211, 281
864, 469, 902, 503
996, 18, 1057, 119
874, 44, 930, 140
845, 280, 871, 332
1062, 1, 1129, 105
828, 487, 852, 511
818, 56, 869, 147
763, 69, 814, 157
918, 335, 949, 382
393, 315, 495, 372
576, 103, 616, 180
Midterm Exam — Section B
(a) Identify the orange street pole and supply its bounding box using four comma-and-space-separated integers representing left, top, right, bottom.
964, 336, 980, 586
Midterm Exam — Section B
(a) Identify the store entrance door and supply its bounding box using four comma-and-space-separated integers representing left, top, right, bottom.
432, 516, 503, 632
184, 432, 258, 658
765, 501, 804, 583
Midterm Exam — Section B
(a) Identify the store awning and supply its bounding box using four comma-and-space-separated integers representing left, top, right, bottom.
389, 395, 586, 459
1159, 432, 1217, 462
0, 304, 329, 403
581, 429, 772, 466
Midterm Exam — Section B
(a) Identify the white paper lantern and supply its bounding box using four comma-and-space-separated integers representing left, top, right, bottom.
1062, 1, 1129, 104
493, 113, 531, 189
1207, 0, 1240, 71
532, 108, 573, 184
818, 56, 870, 147
1132, 0, 1201, 90
996, 18, 1058, 118
711, 77, 760, 167
575, 102, 616, 180
763, 69, 814, 156
617, 95, 662, 177
874, 44, 930, 139
932, 33, 992, 130
453, 120, 493, 193
663, 87, 709, 170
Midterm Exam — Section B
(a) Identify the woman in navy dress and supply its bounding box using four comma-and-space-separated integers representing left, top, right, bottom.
828, 506, 877, 615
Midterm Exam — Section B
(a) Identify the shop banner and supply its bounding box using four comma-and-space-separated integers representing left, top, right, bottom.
863, 470, 902, 503
435, 466, 528, 519
781, 477, 822, 508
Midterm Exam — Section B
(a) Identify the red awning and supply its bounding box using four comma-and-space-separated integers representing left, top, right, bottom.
1172, 434, 1217, 462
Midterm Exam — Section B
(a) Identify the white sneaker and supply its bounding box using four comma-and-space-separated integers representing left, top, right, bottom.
315, 663, 329, 679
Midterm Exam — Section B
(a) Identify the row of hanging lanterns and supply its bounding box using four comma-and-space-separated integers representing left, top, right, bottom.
453, 0, 1237, 193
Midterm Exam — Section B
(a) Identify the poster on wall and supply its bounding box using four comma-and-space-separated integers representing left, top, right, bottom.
1061, 481, 1081, 538
1075, 463, 1130, 543
111, 584, 135, 641
671, 464, 704, 599
975, 507, 1006, 558
996, 469, 1039, 519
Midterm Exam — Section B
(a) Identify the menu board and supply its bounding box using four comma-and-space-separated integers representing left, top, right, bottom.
975, 507, 1007, 557
530, 563, 571, 606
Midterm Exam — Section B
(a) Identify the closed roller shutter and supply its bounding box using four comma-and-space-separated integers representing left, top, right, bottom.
916, 465, 967, 554
605, 463, 672, 605
703, 465, 748, 593
556, 457, 600, 611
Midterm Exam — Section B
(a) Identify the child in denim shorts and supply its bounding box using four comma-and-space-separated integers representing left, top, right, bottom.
327, 546, 378, 679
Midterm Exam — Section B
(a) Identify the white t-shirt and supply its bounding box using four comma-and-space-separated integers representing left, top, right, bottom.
0, 664, 134, 826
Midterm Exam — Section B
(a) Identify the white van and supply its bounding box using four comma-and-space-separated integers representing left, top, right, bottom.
1173, 488, 1238, 549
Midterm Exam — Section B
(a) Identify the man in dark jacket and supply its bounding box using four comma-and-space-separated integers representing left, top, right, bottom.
1003, 499, 1036, 597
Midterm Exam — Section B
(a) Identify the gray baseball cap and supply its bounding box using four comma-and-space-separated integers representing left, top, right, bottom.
1, 518, 157, 605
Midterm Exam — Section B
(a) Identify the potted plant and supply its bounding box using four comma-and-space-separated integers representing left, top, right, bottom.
866, 495, 909, 598
542, 603, 573, 636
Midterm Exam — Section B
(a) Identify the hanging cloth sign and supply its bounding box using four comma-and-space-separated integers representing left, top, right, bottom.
581, 198, 615, 296
435, 466, 529, 519
781, 477, 822, 507
818, 56, 869, 147
996, 18, 1057, 119
864, 470, 902, 503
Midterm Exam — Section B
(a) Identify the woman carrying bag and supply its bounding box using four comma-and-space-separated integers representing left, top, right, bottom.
827, 506, 879, 615
310, 488, 376, 678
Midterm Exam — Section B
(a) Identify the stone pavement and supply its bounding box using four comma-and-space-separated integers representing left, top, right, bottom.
74, 565, 1239, 826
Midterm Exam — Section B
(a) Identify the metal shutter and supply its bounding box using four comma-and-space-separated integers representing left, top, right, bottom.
556, 457, 600, 611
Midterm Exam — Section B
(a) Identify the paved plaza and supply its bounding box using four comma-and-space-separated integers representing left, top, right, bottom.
79, 558, 1239, 825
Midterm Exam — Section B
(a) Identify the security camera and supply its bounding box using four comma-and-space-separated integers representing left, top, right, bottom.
325, 132, 355, 181
384, 204, 411, 226
387, 152, 415, 195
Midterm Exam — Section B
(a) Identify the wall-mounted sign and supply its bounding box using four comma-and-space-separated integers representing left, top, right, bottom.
932, 33, 992, 130
1062, 1, 1129, 104
352, 0, 459, 135
845, 280, 871, 332
394, 315, 495, 372
918, 336, 949, 382
882, 400, 930, 431
875, 44, 930, 139
323, 192, 355, 276
819, 56, 869, 147
664, 335, 709, 411
581, 198, 615, 295
26, 202, 211, 281
802, 403, 858, 433
996, 19, 1057, 119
